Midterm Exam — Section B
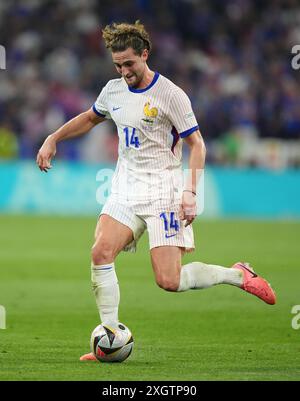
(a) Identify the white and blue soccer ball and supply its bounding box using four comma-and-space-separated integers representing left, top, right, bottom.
91, 322, 134, 363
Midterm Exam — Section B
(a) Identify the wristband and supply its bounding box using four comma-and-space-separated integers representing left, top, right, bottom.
183, 190, 196, 196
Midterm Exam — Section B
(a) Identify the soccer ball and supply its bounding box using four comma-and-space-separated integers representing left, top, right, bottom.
90, 322, 134, 363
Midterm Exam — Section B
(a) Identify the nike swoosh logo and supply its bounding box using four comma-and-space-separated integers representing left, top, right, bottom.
239, 263, 258, 278
112, 107, 121, 111
165, 233, 177, 238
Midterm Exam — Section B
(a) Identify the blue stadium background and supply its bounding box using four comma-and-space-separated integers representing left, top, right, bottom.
0, 0, 300, 217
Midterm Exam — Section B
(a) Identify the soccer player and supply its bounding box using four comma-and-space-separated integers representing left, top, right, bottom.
36, 21, 276, 361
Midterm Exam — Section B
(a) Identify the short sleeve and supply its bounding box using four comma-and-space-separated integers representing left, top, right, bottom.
92, 84, 111, 120
168, 88, 199, 138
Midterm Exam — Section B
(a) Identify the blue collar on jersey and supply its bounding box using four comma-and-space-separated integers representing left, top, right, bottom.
128, 71, 160, 93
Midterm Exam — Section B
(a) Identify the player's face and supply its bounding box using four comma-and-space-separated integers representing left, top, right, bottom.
112, 47, 148, 88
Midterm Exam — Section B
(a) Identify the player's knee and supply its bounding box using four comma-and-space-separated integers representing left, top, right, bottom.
156, 276, 179, 292
91, 240, 115, 265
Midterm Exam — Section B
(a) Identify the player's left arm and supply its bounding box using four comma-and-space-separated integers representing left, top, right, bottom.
181, 130, 206, 226
167, 87, 205, 225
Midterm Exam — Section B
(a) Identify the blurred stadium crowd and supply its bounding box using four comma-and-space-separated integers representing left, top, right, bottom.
0, 0, 300, 168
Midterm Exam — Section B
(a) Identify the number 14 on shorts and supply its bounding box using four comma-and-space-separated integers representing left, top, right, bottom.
160, 212, 180, 235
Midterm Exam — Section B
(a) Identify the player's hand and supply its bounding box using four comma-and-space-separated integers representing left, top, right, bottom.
180, 191, 197, 227
36, 136, 57, 173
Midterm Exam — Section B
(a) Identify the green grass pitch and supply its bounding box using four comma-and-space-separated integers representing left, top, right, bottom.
0, 215, 299, 381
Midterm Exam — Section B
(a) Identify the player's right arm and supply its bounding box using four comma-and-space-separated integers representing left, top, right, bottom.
36, 108, 105, 172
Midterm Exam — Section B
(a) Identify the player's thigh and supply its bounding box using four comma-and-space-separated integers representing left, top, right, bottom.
92, 214, 134, 261
150, 246, 183, 291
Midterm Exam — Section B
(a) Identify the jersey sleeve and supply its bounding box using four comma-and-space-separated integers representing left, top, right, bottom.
168, 87, 199, 138
92, 83, 112, 120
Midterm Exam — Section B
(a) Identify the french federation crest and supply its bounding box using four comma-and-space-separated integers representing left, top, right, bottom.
142, 102, 158, 124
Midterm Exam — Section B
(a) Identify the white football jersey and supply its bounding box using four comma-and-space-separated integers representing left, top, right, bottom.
93, 72, 199, 203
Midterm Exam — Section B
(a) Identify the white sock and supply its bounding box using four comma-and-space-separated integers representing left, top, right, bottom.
177, 261, 243, 292
91, 263, 120, 325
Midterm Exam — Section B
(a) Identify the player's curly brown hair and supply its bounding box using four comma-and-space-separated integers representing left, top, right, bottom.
102, 21, 152, 55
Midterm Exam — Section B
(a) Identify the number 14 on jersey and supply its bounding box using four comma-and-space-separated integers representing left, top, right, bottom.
123, 127, 140, 148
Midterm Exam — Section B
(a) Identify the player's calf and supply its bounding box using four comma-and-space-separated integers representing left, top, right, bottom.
91, 242, 115, 265
151, 246, 182, 292
155, 274, 180, 292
